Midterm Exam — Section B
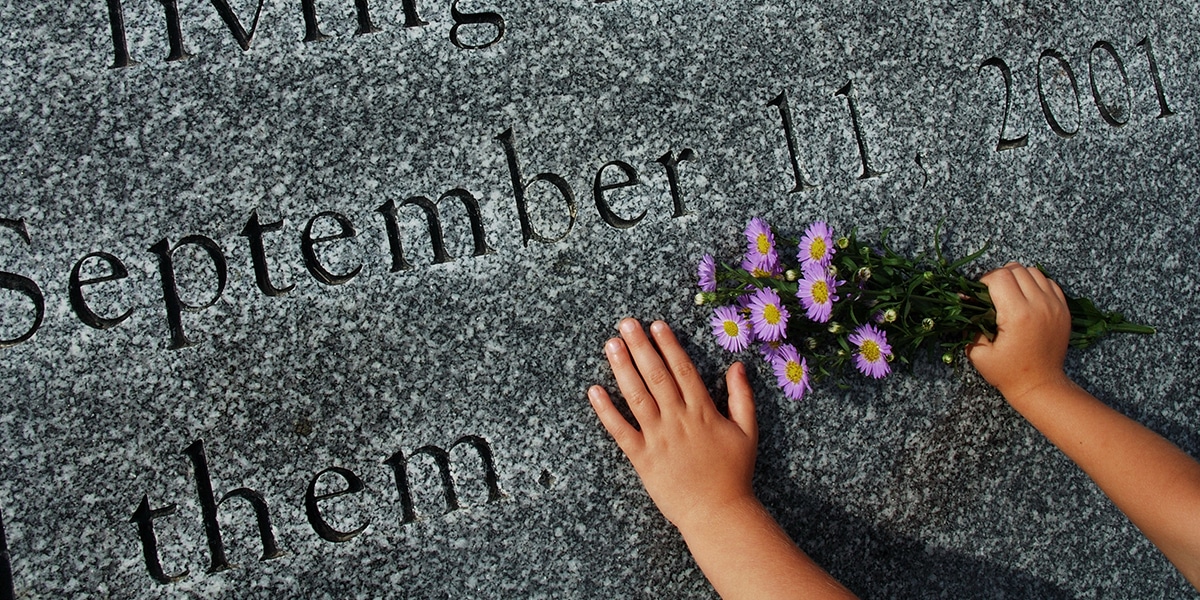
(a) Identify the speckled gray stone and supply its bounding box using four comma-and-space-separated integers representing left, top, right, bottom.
0, 0, 1198, 597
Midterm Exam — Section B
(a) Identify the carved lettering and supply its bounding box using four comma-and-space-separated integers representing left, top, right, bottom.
767, 91, 818, 192
978, 57, 1028, 151
383, 435, 504, 523
305, 467, 369, 543
449, 0, 505, 50
1, 505, 12, 600
1088, 41, 1132, 127
593, 160, 644, 229
1036, 49, 1081, 138
129, 496, 189, 584
210, 0, 265, 50
106, 0, 190, 67
147, 236, 228, 350
106, 0, 262, 67
375, 200, 415, 272
239, 210, 295, 297
301, 211, 362, 285
69, 252, 134, 330
0, 218, 44, 348
183, 440, 283, 573
302, 0, 380, 41
400, 0, 430, 28
1136, 36, 1176, 118
396, 190, 496, 264
834, 81, 885, 180
495, 127, 578, 246
654, 149, 695, 218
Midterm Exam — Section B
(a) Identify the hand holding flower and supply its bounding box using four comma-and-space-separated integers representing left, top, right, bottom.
965, 263, 1073, 403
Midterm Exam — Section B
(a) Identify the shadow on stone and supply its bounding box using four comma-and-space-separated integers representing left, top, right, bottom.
765, 493, 1073, 599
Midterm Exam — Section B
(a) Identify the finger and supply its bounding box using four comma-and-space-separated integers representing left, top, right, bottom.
1024, 266, 1057, 296
964, 332, 991, 362
1048, 277, 1068, 306
725, 362, 757, 443
617, 318, 684, 412
605, 337, 661, 423
1008, 265, 1044, 299
588, 385, 645, 456
979, 266, 1025, 317
649, 321, 711, 409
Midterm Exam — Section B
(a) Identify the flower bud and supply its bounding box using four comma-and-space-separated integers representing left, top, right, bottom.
785, 269, 799, 281
883, 309, 898, 323
805, 337, 819, 350
827, 322, 844, 334
923, 271, 934, 281
856, 267, 872, 281
827, 265, 839, 277
885, 353, 895, 363
921, 318, 935, 331
941, 352, 954, 365
836, 237, 850, 249
836, 349, 848, 358
694, 292, 716, 306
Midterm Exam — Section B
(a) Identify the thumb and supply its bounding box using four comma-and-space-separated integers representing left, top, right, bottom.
725, 362, 757, 443
964, 332, 991, 364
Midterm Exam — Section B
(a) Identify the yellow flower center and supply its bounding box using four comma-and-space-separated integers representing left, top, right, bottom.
786, 360, 805, 384
861, 340, 881, 363
756, 233, 771, 255
811, 281, 829, 304
763, 304, 781, 325
723, 320, 740, 338
809, 238, 827, 261
751, 268, 771, 278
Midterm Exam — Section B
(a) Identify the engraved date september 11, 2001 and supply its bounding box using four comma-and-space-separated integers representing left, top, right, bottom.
767, 35, 1177, 193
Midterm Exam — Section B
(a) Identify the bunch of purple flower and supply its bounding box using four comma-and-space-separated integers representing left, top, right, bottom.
695, 218, 1152, 401
700, 219, 892, 400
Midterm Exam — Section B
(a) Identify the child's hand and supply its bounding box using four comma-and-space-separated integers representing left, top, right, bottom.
966, 263, 1073, 403
589, 318, 758, 532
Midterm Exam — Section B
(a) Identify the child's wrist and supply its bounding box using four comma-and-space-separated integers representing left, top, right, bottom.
673, 492, 764, 538
1000, 372, 1074, 410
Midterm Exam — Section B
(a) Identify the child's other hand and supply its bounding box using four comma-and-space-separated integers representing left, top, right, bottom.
966, 263, 1073, 403
589, 318, 758, 532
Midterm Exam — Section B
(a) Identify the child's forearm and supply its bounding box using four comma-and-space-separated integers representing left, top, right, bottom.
1004, 378, 1200, 587
676, 496, 858, 600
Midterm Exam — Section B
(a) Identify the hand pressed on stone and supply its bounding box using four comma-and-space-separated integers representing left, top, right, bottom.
588, 318, 758, 531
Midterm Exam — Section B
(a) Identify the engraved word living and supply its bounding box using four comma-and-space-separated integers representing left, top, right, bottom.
105, 0, 505, 68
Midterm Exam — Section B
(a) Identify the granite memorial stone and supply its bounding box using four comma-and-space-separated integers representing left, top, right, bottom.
1, 0, 1199, 597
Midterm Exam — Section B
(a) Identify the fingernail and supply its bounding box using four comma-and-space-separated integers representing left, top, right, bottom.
619, 319, 638, 333
605, 339, 622, 354
587, 386, 602, 404
650, 320, 667, 334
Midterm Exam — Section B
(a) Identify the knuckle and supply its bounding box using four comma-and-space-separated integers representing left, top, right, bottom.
672, 361, 698, 382
626, 389, 654, 408
645, 367, 674, 389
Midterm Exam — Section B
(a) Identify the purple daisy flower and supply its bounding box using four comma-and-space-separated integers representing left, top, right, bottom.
747, 287, 790, 342
744, 218, 780, 274
795, 263, 839, 323
711, 305, 753, 352
697, 254, 717, 292
849, 323, 893, 379
771, 344, 812, 401
760, 340, 785, 362
798, 221, 836, 268
741, 256, 782, 278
